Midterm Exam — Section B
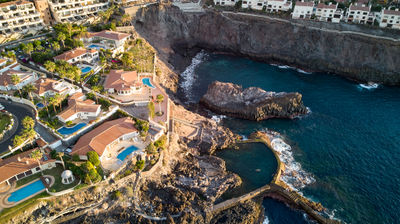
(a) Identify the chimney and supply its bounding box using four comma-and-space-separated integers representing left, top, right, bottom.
17, 156, 21, 162
26, 160, 29, 165
41, 79, 44, 83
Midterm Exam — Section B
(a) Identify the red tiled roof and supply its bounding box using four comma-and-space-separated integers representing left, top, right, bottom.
34, 78, 64, 95
58, 94, 100, 121
383, 9, 400, 16
54, 48, 97, 61
349, 4, 370, 11
86, 30, 131, 41
72, 117, 138, 157
104, 70, 141, 92
295, 1, 314, 7
316, 3, 337, 9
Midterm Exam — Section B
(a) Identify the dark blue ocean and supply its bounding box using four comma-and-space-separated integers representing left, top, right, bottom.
181, 53, 400, 224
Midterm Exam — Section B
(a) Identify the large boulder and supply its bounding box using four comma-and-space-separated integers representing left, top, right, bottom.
200, 81, 308, 121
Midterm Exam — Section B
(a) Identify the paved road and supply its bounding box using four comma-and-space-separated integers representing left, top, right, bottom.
0, 98, 35, 153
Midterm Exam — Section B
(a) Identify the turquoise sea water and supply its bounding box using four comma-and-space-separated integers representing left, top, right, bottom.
183, 53, 400, 224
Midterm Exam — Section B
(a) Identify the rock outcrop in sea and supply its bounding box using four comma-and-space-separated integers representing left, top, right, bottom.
200, 81, 308, 121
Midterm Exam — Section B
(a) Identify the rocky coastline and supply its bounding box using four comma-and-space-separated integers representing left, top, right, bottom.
135, 4, 400, 85
200, 81, 308, 121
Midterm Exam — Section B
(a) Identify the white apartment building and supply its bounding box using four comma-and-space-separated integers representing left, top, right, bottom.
0, 0, 45, 35
345, 3, 375, 25
48, 0, 110, 23
214, 0, 237, 6
292, 1, 314, 19
315, 3, 342, 23
377, 9, 400, 29
264, 0, 291, 12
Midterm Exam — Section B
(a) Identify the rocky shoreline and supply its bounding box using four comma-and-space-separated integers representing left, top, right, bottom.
200, 81, 308, 121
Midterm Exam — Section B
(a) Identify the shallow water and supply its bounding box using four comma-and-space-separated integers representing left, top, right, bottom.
181, 53, 400, 223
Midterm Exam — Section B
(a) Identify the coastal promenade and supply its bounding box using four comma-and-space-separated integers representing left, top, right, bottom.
207, 132, 340, 224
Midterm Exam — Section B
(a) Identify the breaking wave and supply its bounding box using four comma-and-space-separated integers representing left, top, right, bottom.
268, 134, 315, 191
358, 83, 379, 90
211, 114, 227, 123
180, 50, 207, 103
262, 215, 270, 224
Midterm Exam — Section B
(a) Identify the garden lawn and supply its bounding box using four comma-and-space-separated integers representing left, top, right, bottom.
0, 113, 11, 133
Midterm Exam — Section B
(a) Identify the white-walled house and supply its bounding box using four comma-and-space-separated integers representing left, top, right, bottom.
104, 70, 142, 95
377, 9, 400, 29
0, 62, 38, 91
80, 30, 131, 56
54, 47, 99, 64
71, 117, 138, 161
292, 1, 314, 19
315, 3, 342, 23
265, 0, 292, 12
33, 78, 80, 98
213, 0, 237, 6
345, 3, 375, 24
241, 0, 266, 10
56, 92, 101, 123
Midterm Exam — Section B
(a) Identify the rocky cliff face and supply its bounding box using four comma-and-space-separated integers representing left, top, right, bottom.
200, 81, 307, 120
135, 4, 400, 85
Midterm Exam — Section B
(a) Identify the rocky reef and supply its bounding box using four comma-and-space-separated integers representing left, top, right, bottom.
135, 4, 400, 85
200, 81, 308, 120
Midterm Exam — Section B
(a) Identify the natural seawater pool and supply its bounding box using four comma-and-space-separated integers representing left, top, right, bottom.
8, 179, 45, 203
57, 123, 86, 136
117, 145, 139, 161
182, 53, 400, 223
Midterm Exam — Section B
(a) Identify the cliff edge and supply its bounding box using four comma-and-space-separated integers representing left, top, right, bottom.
200, 81, 308, 120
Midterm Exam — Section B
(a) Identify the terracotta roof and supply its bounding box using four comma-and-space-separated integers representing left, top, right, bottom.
295, 1, 314, 7
86, 30, 131, 41
0, 0, 33, 8
0, 148, 55, 184
58, 94, 100, 121
104, 70, 141, 92
0, 59, 7, 64
72, 117, 138, 157
54, 47, 97, 61
0, 68, 32, 87
34, 78, 65, 95
383, 9, 400, 16
316, 3, 337, 9
349, 4, 369, 11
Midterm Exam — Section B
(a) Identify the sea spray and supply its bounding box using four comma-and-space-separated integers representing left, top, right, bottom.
211, 114, 227, 123
262, 215, 270, 224
180, 50, 208, 103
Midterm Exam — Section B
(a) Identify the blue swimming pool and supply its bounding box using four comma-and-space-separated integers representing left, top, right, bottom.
117, 145, 139, 161
8, 179, 45, 203
81, 67, 92, 74
57, 123, 86, 135
142, 78, 155, 88
88, 44, 103, 50
36, 103, 44, 108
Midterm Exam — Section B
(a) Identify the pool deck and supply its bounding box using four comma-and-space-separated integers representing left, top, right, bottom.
109, 86, 152, 103
101, 140, 146, 171
0, 176, 54, 209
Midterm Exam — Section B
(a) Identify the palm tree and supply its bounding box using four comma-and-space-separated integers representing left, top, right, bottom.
54, 93, 63, 112
156, 94, 164, 115
52, 42, 61, 52
48, 96, 57, 113
66, 23, 73, 38
57, 151, 66, 170
22, 116, 35, 130
99, 56, 106, 74
30, 149, 43, 174
41, 96, 50, 118
44, 61, 56, 78
23, 84, 37, 102
57, 33, 66, 48
91, 86, 101, 104
23, 43, 34, 57
10, 74, 22, 97
121, 14, 131, 26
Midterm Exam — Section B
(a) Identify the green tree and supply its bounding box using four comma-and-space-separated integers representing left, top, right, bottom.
10, 74, 22, 97
148, 101, 155, 119
30, 149, 43, 174
23, 84, 37, 102
91, 86, 101, 104
121, 52, 133, 68
23, 43, 34, 57
145, 143, 157, 154
134, 160, 145, 170
41, 96, 51, 118
57, 32, 66, 48
57, 151, 66, 170
87, 151, 100, 167
54, 93, 63, 112
156, 94, 164, 115
22, 116, 35, 130
13, 135, 24, 147
52, 41, 61, 52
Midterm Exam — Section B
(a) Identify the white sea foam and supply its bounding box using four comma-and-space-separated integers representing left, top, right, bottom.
269, 136, 315, 191
262, 215, 270, 224
358, 83, 379, 90
278, 65, 292, 69
241, 135, 248, 141
211, 115, 227, 123
297, 68, 312, 74
180, 50, 207, 103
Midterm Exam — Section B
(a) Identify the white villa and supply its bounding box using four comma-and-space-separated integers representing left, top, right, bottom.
315, 3, 342, 23
56, 92, 101, 123
213, 0, 237, 6
0, 62, 38, 91
104, 70, 142, 95
377, 9, 400, 29
345, 3, 375, 25
33, 78, 80, 98
54, 47, 99, 64
71, 117, 139, 161
241, 0, 291, 12
292, 1, 314, 19
48, 0, 110, 23
80, 30, 131, 56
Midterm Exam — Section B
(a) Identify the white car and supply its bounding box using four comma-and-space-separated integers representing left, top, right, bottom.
0, 104, 4, 110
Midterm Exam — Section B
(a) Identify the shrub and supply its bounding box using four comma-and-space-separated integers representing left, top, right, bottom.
50, 150, 58, 159
87, 151, 100, 167
72, 154, 80, 161
125, 186, 134, 197
112, 190, 122, 200
134, 160, 145, 171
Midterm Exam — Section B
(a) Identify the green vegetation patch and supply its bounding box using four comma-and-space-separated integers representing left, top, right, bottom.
0, 113, 11, 133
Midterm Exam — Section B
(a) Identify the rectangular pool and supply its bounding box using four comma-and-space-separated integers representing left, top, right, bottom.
88, 44, 103, 50
8, 179, 45, 203
117, 145, 139, 161
58, 122, 87, 136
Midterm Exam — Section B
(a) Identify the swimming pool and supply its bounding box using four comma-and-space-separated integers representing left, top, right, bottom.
8, 179, 45, 203
142, 78, 155, 89
57, 123, 86, 136
117, 145, 139, 161
81, 67, 92, 74
88, 44, 103, 50
36, 103, 44, 108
